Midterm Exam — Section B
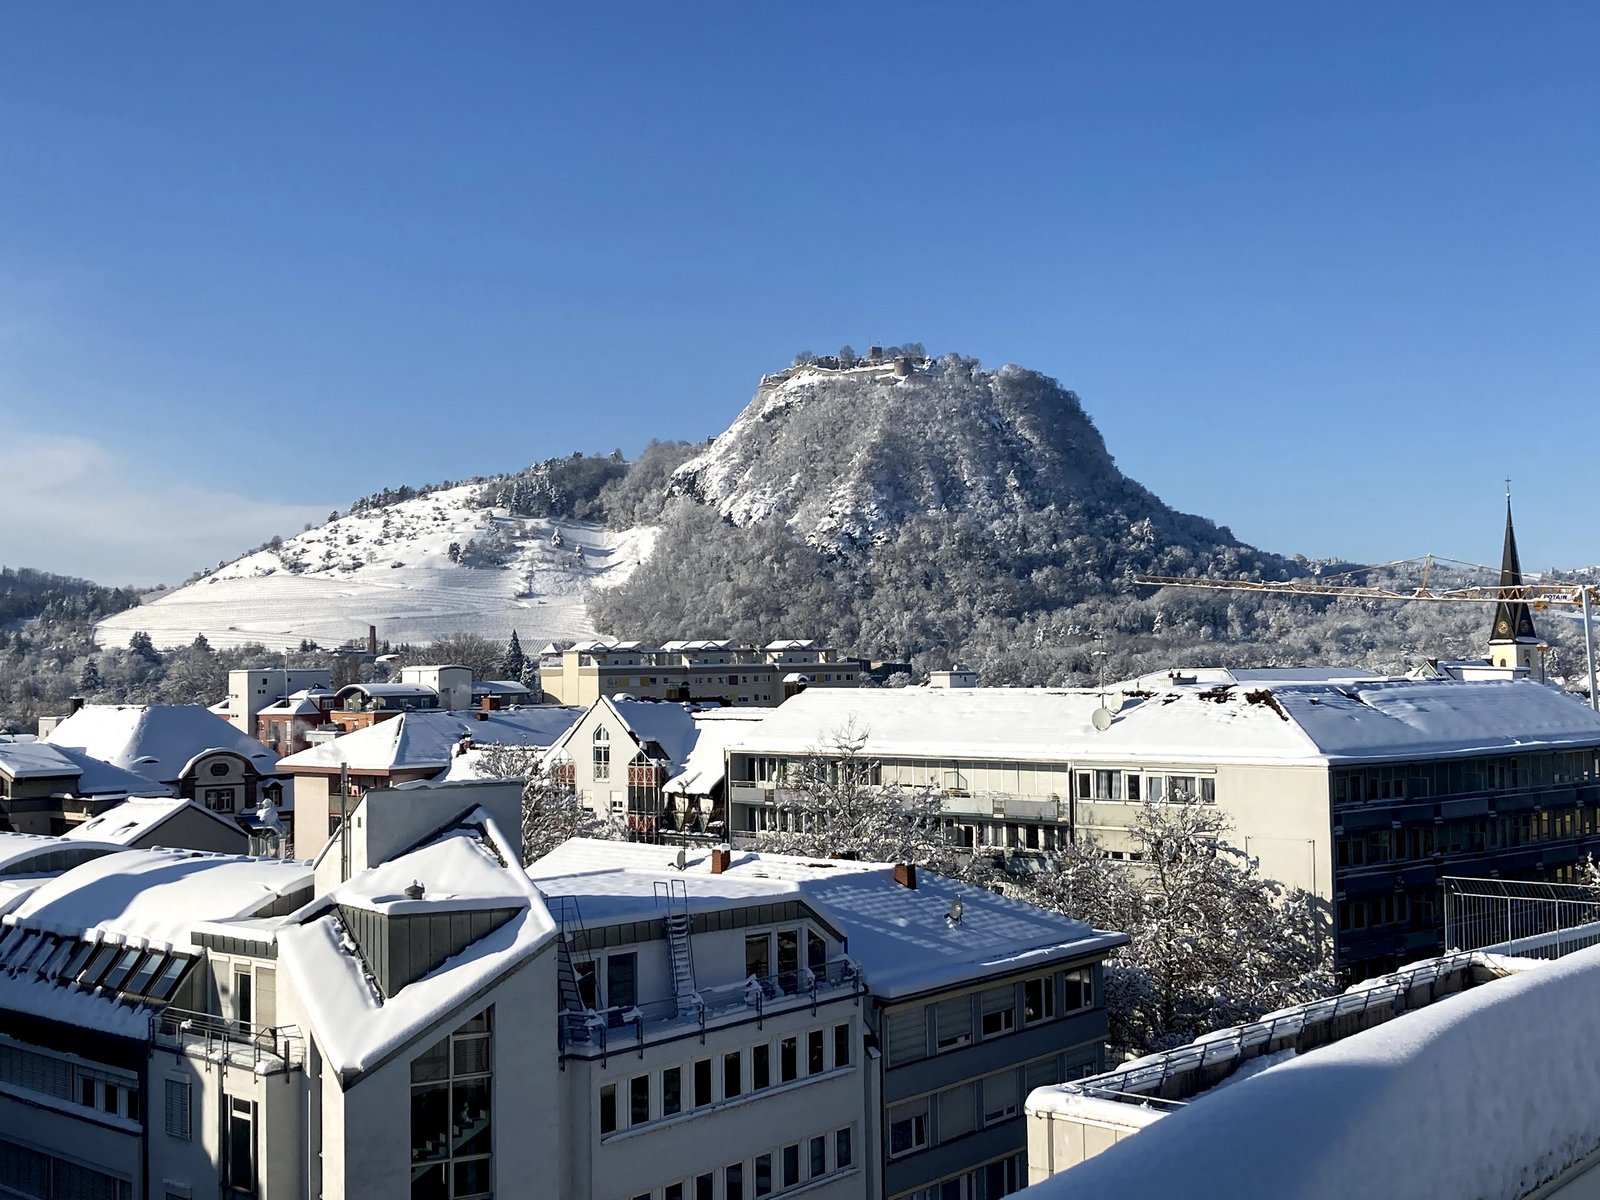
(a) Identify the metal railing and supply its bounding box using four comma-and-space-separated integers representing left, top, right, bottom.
559, 958, 863, 1058
1442, 875, 1600, 960
153, 1008, 306, 1072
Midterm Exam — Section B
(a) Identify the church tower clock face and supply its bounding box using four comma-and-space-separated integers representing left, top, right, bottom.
1498, 619, 1511, 635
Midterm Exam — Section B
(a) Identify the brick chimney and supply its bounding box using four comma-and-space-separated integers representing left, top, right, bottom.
893, 863, 917, 890
710, 848, 732, 875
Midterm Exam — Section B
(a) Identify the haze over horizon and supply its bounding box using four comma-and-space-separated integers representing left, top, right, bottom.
2, 3, 1596, 585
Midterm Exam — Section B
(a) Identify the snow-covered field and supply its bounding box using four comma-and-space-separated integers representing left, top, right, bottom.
97, 485, 655, 651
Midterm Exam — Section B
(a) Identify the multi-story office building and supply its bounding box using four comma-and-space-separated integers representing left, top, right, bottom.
0, 777, 1122, 1200
538, 639, 860, 707
724, 671, 1600, 980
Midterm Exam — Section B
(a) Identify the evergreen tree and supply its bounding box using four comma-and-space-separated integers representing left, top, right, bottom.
501, 630, 526, 681
128, 631, 158, 661
192, 633, 212, 653
79, 660, 102, 692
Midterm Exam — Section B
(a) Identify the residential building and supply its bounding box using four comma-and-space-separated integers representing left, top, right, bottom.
545, 697, 768, 842
255, 687, 339, 756
224, 668, 334, 736
528, 839, 1126, 1200
538, 638, 861, 708
277, 705, 582, 858
0, 776, 1122, 1200
724, 675, 1600, 980
0, 740, 170, 835
63, 795, 253, 855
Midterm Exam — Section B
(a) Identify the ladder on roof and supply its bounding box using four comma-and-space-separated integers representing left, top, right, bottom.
547, 895, 595, 1048
654, 878, 699, 1017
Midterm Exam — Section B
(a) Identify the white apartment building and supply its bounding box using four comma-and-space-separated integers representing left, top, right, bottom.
0, 780, 1122, 1200
538, 639, 860, 708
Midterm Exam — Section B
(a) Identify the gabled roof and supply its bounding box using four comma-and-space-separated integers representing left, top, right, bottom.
0, 740, 176, 798
276, 809, 555, 1082
63, 796, 247, 848
45, 704, 279, 785
277, 707, 584, 775
528, 840, 1126, 1000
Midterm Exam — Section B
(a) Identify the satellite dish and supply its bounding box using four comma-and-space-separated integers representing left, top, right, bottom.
674, 847, 687, 872
946, 897, 964, 926
1091, 707, 1114, 732
1104, 692, 1124, 714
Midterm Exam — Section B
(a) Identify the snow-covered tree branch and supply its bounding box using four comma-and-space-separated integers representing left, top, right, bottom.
470, 743, 623, 865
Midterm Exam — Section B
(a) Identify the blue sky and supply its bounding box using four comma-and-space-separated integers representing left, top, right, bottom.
2, 3, 1596, 584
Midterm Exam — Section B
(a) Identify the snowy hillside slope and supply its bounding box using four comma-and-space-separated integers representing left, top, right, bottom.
97, 485, 656, 651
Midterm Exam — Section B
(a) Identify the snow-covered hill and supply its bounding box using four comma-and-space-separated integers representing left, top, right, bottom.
97, 485, 655, 651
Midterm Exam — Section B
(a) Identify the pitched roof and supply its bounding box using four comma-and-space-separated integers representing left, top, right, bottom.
0, 740, 174, 797
62, 796, 246, 848
44, 704, 279, 784
663, 710, 771, 796
277, 707, 583, 774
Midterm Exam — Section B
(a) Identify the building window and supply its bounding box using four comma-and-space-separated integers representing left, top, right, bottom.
1200, 777, 1216, 803
725, 1163, 744, 1200
696, 1176, 714, 1200
599, 1084, 617, 1135
165, 1078, 191, 1140
884, 1007, 927, 1065
807, 1030, 824, 1075
233, 968, 253, 1028
809, 1135, 826, 1179
835, 1126, 852, 1170
745, 933, 770, 980
982, 1070, 1019, 1124
226, 1096, 256, 1193
203, 787, 236, 812
1063, 967, 1094, 1012
723, 1051, 742, 1099
780, 1037, 798, 1083
980, 984, 1016, 1037
781, 1143, 800, 1188
1126, 774, 1141, 801
833, 1024, 851, 1068
410, 1009, 493, 1199
934, 997, 972, 1051
754, 1153, 773, 1197
1024, 976, 1056, 1024
607, 952, 637, 1011
663, 1066, 682, 1117
630, 1074, 650, 1125
694, 1058, 713, 1107
593, 728, 612, 781
888, 1099, 929, 1158
753, 1044, 771, 1090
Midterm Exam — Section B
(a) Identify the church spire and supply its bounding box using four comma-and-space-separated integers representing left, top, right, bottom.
1489, 494, 1538, 652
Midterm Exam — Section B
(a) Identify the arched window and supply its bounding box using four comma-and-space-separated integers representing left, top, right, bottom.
592, 727, 611, 781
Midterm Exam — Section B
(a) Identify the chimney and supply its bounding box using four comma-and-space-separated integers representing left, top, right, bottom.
893, 863, 917, 890
474, 707, 489, 721
67, 696, 86, 715
368, 625, 378, 654
710, 848, 732, 875
481, 695, 501, 713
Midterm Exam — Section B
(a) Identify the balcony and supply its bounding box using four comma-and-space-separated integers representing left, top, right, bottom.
154, 1007, 305, 1074
559, 958, 862, 1060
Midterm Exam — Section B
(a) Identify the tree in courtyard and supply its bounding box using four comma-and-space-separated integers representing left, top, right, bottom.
754, 721, 950, 865
1024, 796, 1333, 1055
471, 743, 622, 864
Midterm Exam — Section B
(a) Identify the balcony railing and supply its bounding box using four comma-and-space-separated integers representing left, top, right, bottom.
153, 1007, 306, 1072
560, 958, 862, 1059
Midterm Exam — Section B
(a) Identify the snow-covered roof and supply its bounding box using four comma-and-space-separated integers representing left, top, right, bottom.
7, 848, 311, 953
277, 707, 583, 774
528, 840, 1125, 1000
765, 639, 817, 651
0, 740, 174, 797
471, 679, 531, 696
1018, 945, 1600, 1200
664, 710, 771, 796
1116, 666, 1398, 690
338, 682, 439, 700
729, 680, 1600, 768
276, 808, 555, 1081
62, 796, 244, 847
44, 704, 279, 784
0, 832, 127, 876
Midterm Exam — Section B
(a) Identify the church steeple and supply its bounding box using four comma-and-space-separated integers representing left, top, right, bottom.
1489, 494, 1539, 672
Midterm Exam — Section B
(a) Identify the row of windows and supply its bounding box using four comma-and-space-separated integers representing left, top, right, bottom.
1338, 893, 1437, 934
411, 1010, 493, 1200
884, 970, 1093, 1067
1332, 751, 1600, 806
0, 927, 192, 1003
889, 1055, 1081, 1160
0, 1135, 132, 1200
1076, 771, 1216, 804
895, 1151, 1024, 1200
620, 1126, 854, 1200
0, 1038, 139, 1122
600, 1022, 853, 1135
1337, 808, 1600, 869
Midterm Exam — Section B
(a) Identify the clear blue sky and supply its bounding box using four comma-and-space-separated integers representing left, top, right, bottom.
2, 3, 1596, 584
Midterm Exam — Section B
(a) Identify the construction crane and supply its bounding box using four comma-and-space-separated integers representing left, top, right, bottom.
1132, 556, 1600, 712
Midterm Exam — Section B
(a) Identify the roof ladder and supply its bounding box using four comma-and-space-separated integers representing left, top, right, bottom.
654, 878, 699, 1018
548, 894, 594, 1048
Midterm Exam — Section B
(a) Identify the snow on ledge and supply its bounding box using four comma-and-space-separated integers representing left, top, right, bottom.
1016, 941, 1600, 1200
